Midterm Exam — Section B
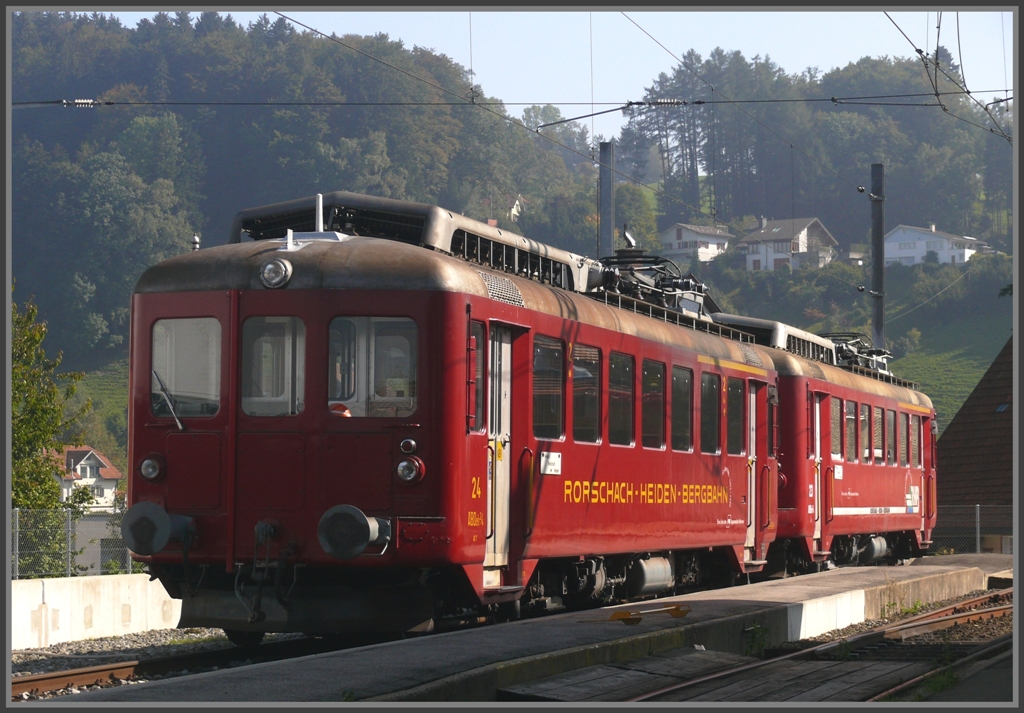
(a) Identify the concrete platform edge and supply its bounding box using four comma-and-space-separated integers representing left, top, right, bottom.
367, 566, 990, 703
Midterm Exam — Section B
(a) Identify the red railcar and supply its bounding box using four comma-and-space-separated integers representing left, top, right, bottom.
121, 191, 932, 643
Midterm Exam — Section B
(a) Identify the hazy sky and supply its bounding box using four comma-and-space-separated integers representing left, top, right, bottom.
106, 10, 1016, 142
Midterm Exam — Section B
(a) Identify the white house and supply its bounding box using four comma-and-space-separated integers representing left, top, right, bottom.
883, 224, 978, 266
734, 217, 838, 272
50, 446, 123, 511
657, 223, 731, 265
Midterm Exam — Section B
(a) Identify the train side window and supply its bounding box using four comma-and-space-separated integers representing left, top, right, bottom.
899, 413, 909, 467
911, 415, 921, 468
873, 406, 884, 465
609, 352, 634, 446
471, 321, 486, 432
533, 336, 564, 439
151, 318, 222, 418
830, 397, 843, 460
700, 372, 721, 454
671, 367, 693, 451
886, 409, 896, 465
572, 344, 601, 443
642, 360, 665, 449
845, 401, 858, 463
861, 404, 871, 463
328, 317, 417, 417
242, 316, 305, 417
726, 377, 744, 455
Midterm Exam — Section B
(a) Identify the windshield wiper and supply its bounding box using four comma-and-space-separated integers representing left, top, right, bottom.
152, 369, 185, 431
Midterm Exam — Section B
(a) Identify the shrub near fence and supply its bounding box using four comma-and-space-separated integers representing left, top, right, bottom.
11, 509, 136, 579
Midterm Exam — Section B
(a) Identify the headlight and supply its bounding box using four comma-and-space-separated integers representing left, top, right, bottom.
139, 455, 165, 482
396, 457, 425, 482
260, 258, 292, 288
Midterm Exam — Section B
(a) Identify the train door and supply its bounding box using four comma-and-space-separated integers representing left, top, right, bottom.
484, 326, 512, 585
813, 393, 823, 543
745, 385, 757, 550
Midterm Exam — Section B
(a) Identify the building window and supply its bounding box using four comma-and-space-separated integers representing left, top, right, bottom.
609, 353, 634, 446
671, 366, 693, 451
676, 227, 682, 240
641, 360, 665, 449
899, 241, 916, 250
791, 240, 800, 253
572, 344, 601, 443
91, 486, 104, 498
899, 256, 915, 265
773, 258, 790, 270
533, 336, 564, 439
926, 239, 944, 251
700, 373, 721, 454
752, 259, 761, 271
773, 241, 789, 253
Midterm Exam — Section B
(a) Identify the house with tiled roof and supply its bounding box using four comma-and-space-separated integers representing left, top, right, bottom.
936, 338, 1013, 508
657, 223, 732, 265
884, 224, 979, 266
733, 217, 838, 272
49, 446, 123, 511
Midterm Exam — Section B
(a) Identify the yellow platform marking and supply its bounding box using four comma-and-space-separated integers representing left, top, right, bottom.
579, 603, 691, 625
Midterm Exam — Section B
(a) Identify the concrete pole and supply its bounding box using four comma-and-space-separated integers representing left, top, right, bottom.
870, 164, 885, 350
599, 142, 615, 258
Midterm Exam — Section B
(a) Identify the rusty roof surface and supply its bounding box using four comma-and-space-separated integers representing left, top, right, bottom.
936, 337, 1013, 506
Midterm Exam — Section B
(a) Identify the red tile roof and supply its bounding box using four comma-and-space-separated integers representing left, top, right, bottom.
936, 338, 1013, 506
48, 446, 124, 482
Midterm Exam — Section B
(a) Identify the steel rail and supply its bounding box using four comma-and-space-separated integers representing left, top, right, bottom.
629, 587, 1013, 702
866, 632, 1015, 702
12, 661, 140, 697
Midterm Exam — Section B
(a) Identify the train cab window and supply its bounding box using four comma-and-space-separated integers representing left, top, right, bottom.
899, 413, 909, 467
151, 318, 221, 418
911, 415, 921, 468
671, 367, 693, 451
726, 377, 745, 455
327, 317, 417, 417
533, 336, 564, 439
861, 404, 871, 463
609, 353, 634, 445
886, 409, 896, 465
471, 321, 486, 432
873, 406, 884, 465
572, 344, 601, 443
845, 401, 858, 463
242, 316, 305, 416
830, 397, 843, 460
642, 360, 665, 449
700, 373, 721, 454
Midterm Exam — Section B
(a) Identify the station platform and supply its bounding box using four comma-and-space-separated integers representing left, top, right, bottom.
73, 554, 1012, 703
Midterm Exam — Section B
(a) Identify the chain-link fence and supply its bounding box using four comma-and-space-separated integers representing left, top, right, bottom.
931, 505, 1014, 555
11, 509, 138, 579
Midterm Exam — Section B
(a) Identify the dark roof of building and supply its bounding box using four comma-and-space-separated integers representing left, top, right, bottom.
936, 337, 1013, 506
734, 218, 838, 247
662, 223, 732, 237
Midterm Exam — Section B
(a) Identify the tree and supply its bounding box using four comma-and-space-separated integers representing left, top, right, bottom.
11, 286, 94, 513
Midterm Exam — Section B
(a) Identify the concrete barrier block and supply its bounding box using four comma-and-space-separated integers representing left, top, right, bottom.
863, 567, 986, 619
787, 590, 865, 640
11, 574, 182, 651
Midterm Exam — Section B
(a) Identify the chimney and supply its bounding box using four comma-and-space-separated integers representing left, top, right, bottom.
760, 216, 767, 230
930, 223, 936, 232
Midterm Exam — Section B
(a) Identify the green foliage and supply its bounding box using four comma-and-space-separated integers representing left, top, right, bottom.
11, 286, 93, 512
615, 182, 659, 249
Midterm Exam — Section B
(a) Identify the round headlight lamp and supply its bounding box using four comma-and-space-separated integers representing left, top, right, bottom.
396, 456, 425, 482
139, 454, 165, 482
260, 258, 292, 288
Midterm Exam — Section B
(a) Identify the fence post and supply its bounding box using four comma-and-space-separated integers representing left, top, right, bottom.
66, 509, 73, 577
975, 504, 981, 554
13, 508, 19, 580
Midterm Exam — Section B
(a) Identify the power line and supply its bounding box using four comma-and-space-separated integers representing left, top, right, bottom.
886, 266, 972, 323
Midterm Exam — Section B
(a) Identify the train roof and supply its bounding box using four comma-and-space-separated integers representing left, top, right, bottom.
136, 234, 776, 373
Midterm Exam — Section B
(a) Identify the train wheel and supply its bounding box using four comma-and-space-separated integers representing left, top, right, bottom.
224, 628, 265, 648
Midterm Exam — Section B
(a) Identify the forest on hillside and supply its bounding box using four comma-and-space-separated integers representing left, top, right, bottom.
11, 11, 1014, 373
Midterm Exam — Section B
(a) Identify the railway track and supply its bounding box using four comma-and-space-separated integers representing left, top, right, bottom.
10, 633, 399, 700
628, 587, 1013, 703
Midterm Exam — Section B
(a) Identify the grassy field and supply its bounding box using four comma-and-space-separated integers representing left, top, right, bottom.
72, 358, 130, 473
889, 313, 1012, 435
